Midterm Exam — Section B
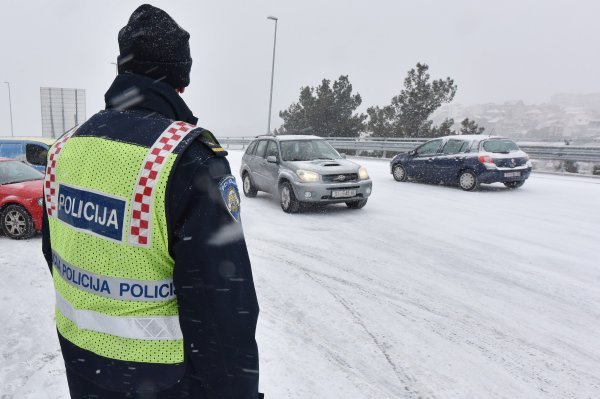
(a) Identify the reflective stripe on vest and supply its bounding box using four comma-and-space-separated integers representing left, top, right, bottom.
52, 251, 176, 302
45, 127, 78, 217
129, 121, 195, 247
56, 292, 183, 340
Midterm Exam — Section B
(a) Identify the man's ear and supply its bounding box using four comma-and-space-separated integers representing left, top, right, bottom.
176, 87, 186, 94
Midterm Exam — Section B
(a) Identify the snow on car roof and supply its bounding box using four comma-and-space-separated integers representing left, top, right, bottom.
0, 137, 56, 145
254, 134, 512, 142
255, 135, 324, 141
438, 134, 507, 141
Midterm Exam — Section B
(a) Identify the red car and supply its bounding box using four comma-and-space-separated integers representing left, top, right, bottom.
0, 158, 45, 239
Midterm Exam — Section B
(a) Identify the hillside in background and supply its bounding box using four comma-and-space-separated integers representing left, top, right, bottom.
432, 94, 600, 143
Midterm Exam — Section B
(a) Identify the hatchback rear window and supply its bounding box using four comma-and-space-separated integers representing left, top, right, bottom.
482, 140, 520, 153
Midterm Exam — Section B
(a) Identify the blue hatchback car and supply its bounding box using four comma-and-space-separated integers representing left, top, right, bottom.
390, 135, 532, 191
0, 137, 55, 173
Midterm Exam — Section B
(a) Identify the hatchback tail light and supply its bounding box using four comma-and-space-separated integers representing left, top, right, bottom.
478, 154, 495, 164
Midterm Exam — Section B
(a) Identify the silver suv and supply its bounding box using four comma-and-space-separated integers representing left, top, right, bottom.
240, 135, 372, 213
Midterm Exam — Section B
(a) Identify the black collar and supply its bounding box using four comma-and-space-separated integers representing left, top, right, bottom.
104, 73, 198, 125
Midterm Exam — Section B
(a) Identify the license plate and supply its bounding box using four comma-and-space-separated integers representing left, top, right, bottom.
332, 189, 356, 198
504, 172, 521, 178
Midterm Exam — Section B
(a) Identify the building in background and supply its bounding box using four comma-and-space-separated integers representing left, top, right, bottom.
432, 94, 600, 143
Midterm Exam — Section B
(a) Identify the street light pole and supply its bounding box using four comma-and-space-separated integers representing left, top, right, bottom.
267, 16, 278, 135
3, 82, 14, 137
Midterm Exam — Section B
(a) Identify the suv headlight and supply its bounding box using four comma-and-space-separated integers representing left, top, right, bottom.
358, 167, 369, 180
296, 170, 320, 182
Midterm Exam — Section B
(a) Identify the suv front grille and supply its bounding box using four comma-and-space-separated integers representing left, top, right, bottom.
322, 173, 359, 183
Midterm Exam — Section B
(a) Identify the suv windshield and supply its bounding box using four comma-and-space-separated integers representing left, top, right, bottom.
482, 139, 520, 153
0, 160, 44, 185
280, 140, 341, 161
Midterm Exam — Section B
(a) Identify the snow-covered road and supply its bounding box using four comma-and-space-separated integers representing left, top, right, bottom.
1, 151, 599, 398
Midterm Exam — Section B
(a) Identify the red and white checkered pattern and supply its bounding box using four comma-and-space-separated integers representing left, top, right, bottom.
129, 121, 195, 247
44, 128, 78, 217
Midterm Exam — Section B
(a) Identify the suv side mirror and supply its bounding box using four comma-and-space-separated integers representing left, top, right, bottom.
409, 150, 416, 156
340, 153, 347, 159
266, 155, 278, 163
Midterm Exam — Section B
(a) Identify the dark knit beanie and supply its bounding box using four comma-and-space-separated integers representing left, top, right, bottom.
117, 4, 192, 88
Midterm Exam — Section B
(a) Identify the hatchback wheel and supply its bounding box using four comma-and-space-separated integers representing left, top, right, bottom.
242, 172, 257, 197
1, 205, 35, 240
346, 199, 368, 209
458, 170, 479, 191
392, 164, 407, 182
280, 182, 300, 213
504, 181, 525, 189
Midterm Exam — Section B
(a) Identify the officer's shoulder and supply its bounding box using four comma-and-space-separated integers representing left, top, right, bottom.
176, 127, 231, 180
189, 127, 228, 158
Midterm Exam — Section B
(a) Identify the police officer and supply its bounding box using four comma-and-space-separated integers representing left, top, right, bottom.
41, 4, 262, 398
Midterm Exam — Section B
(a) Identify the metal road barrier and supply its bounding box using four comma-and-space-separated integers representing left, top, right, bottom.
217, 136, 600, 163
324, 137, 427, 157
516, 145, 600, 163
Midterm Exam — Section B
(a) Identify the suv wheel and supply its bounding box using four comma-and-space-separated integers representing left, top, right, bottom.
458, 170, 479, 191
346, 199, 368, 209
504, 181, 525, 189
242, 172, 257, 197
392, 164, 407, 182
280, 182, 300, 213
1, 204, 35, 240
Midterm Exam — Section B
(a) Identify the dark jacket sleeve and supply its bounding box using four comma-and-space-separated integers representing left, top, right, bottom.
169, 140, 260, 398
42, 200, 53, 273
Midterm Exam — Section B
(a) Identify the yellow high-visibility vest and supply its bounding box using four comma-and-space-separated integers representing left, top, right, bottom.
45, 120, 200, 364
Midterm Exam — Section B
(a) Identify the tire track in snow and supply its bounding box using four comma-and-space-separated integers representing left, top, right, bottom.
302, 271, 428, 399
253, 242, 432, 399
254, 251, 400, 398
254, 237, 600, 399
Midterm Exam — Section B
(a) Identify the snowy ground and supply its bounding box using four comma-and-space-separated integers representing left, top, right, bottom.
1, 150, 599, 398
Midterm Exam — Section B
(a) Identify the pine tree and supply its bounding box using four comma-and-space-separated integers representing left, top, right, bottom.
459, 118, 485, 135
367, 63, 457, 138
277, 76, 366, 137
430, 118, 455, 137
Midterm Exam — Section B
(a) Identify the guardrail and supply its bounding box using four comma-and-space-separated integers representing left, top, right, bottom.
516, 146, 600, 162
216, 136, 600, 163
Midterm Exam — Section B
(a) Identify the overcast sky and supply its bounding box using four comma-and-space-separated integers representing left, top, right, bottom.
1, 0, 599, 137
